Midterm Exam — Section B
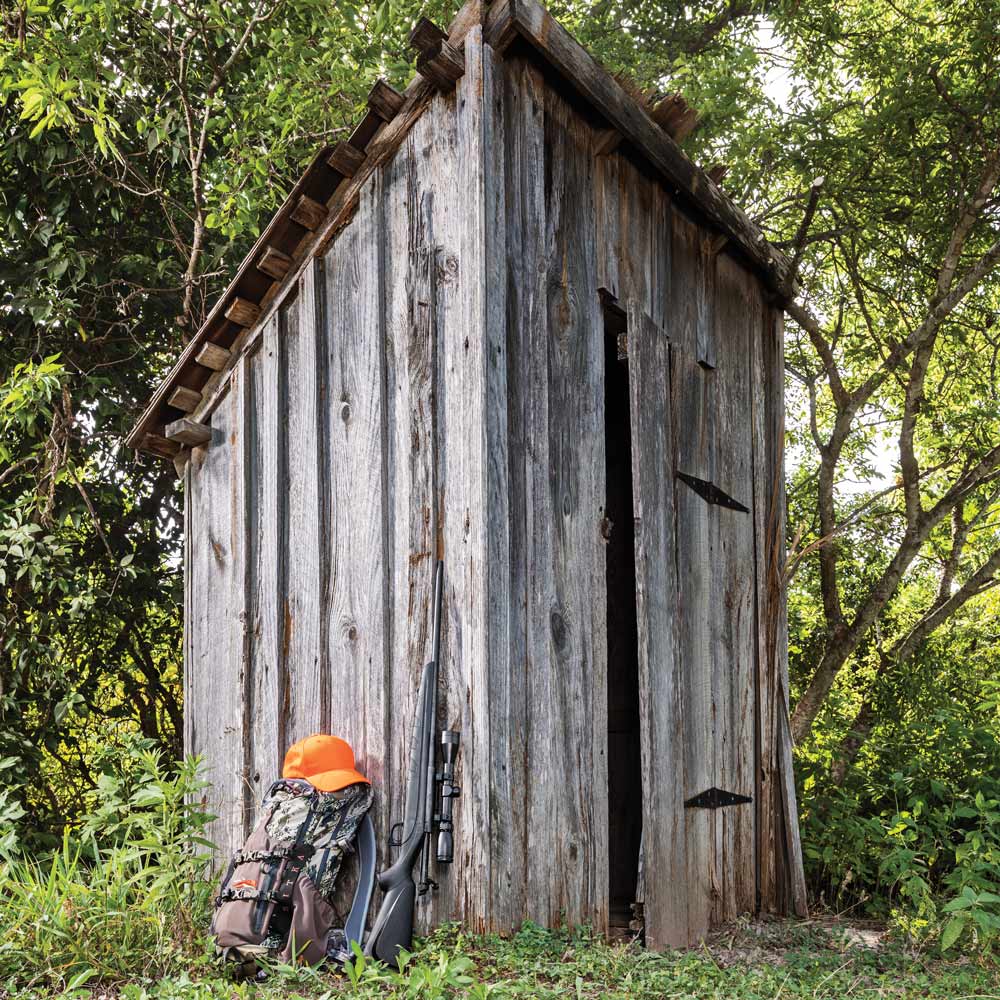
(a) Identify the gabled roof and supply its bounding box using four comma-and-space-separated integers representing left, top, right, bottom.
128, 0, 793, 458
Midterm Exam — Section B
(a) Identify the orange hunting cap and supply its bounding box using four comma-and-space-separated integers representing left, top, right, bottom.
282, 734, 369, 792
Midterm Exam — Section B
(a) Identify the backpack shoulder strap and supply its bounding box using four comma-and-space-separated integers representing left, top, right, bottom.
343, 812, 376, 951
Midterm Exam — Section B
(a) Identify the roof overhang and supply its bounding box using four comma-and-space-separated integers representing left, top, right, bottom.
127, 0, 793, 458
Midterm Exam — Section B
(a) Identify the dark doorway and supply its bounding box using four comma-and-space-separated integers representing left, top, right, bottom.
603, 301, 643, 935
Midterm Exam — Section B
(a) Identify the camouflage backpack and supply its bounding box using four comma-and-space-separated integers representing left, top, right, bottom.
211, 777, 374, 970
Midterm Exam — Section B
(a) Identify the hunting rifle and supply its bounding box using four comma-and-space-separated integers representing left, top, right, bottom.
364, 560, 461, 966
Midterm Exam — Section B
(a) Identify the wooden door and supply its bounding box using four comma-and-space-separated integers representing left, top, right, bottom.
628, 293, 757, 947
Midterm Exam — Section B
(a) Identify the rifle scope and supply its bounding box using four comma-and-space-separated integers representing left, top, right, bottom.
435, 730, 461, 864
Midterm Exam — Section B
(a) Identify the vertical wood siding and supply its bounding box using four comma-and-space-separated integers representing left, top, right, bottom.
627, 305, 686, 949
184, 32, 802, 941
187, 377, 249, 853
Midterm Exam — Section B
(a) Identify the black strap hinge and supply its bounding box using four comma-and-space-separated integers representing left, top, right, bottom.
684, 787, 753, 809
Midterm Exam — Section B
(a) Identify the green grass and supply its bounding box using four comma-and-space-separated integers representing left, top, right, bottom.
2, 920, 996, 1000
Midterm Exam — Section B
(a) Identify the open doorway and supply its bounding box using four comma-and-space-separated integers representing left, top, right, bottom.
603, 300, 643, 936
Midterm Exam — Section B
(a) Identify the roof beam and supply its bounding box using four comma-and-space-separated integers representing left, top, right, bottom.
165, 417, 213, 447
257, 246, 292, 280
195, 342, 232, 372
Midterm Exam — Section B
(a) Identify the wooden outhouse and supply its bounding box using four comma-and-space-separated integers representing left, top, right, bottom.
129, 0, 807, 948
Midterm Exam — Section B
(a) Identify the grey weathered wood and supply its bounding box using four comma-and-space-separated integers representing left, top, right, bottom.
533, 80, 607, 930
245, 322, 284, 814
761, 307, 807, 916
284, 263, 326, 743
195, 342, 232, 372
482, 0, 793, 294
671, 346, 715, 944
441, 25, 498, 931
323, 172, 389, 834
709, 255, 757, 922
494, 52, 545, 933
187, 380, 247, 857
627, 303, 687, 948
165, 416, 212, 447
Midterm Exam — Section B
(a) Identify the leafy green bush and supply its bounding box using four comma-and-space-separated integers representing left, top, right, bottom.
0, 743, 214, 992
799, 704, 1000, 953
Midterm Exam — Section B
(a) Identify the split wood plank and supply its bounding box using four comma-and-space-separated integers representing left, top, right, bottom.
627, 303, 688, 949
281, 261, 326, 744
245, 323, 285, 817
165, 416, 212, 447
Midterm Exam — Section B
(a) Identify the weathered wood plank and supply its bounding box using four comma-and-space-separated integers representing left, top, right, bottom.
368, 78, 406, 121
165, 417, 212, 447
710, 255, 757, 922
530, 80, 607, 930
496, 52, 544, 935
479, 39, 520, 933
195, 342, 232, 372
671, 347, 715, 943
225, 297, 261, 328
323, 174, 389, 834
245, 322, 284, 812
328, 141, 366, 177
291, 195, 327, 231
168, 386, 202, 413
482, 0, 793, 294
627, 304, 687, 949
283, 263, 326, 743
187, 381, 247, 857
439, 25, 497, 930
257, 246, 293, 281
594, 147, 620, 300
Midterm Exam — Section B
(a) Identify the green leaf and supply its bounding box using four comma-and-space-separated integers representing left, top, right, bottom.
940, 916, 967, 951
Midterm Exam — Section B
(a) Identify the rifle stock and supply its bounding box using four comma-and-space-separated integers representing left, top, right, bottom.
365, 562, 445, 967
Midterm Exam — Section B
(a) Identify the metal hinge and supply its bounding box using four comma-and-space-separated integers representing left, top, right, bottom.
684, 787, 753, 809
677, 472, 749, 513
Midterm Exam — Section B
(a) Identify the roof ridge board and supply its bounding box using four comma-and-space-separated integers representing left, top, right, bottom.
483, 0, 793, 295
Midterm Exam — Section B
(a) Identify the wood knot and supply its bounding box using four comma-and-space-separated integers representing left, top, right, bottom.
340, 399, 351, 423
600, 515, 613, 542
550, 608, 568, 652
436, 252, 459, 284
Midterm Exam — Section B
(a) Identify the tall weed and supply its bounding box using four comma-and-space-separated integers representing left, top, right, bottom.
0, 743, 214, 991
